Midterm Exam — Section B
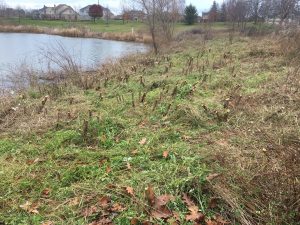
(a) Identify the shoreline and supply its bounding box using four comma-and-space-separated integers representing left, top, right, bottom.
0, 24, 152, 43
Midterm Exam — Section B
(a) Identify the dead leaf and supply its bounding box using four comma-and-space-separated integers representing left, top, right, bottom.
111, 203, 125, 212
206, 173, 220, 182
41, 188, 51, 196
215, 215, 230, 224
139, 138, 147, 145
145, 185, 156, 206
82, 205, 98, 217
151, 205, 172, 219
155, 194, 175, 207
208, 198, 218, 209
131, 149, 138, 155
127, 162, 132, 170
206, 220, 218, 225
106, 165, 112, 173
142, 222, 153, 225
130, 218, 139, 225
99, 196, 110, 208
20, 201, 39, 214
182, 194, 204, 222
185, 205, 204, 222
125, 186, 135, 196
182, 193, 194, 207
163, 151, 169, 158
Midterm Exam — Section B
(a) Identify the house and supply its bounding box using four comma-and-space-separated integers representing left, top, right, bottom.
122, 10, 146, 21
202, 12, 209, 22
37, 4, 78, 21
118, 10, 146, 21
79, 5, 114, 20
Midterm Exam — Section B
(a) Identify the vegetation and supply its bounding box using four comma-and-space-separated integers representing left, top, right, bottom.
0, 24, 299, 224
184, 4, 198, 25
89, 5, 104, 23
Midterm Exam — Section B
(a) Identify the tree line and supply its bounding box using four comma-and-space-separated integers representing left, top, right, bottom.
206, 0, 300, 25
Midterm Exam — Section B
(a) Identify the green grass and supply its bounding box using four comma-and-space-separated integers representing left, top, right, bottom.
0, 18, 228, 34
0, 18, 146, 33
0, 27, 298, 225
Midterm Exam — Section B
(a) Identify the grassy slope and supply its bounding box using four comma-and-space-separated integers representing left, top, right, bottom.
0, 18, 202, 34
0, 28, 299, 225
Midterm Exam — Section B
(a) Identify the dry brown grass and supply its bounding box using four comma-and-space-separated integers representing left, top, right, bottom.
0, 25, 152, 43
207, 37, 300, 225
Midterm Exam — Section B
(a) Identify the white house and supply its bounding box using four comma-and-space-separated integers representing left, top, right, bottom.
79, 5, 114, 21
37, 4, 78, 20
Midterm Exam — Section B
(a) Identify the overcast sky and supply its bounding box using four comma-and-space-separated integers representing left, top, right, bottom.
5, 0, 223, 14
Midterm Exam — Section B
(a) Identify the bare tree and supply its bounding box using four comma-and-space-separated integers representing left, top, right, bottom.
248, 0, 263, 23
0, 0, 7, 17
276, 0, 298, 24
130, 0, 182, 54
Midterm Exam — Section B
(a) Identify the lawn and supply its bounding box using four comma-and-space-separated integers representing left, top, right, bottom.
0, 18, 146, 33
0, 17, 210, 34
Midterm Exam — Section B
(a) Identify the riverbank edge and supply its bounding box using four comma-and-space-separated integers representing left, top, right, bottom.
0, 24, 152, 43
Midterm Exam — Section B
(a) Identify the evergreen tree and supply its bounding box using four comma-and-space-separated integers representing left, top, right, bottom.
220, 2, 227, 22
184, 4, 198, 25
209, 1, 219, 22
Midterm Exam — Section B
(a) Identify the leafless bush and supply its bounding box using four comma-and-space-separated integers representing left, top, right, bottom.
280, 28, 300, 60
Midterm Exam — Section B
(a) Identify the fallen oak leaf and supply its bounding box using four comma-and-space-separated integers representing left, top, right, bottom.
182, 194, 204, 222
125, 186, 135, 196
99, 196, 110, 208
155, 194, 175, 207
185, 205, 204, 222
182, 193, 195, 207
151, 205, 173, 219
127, 162, 132, 169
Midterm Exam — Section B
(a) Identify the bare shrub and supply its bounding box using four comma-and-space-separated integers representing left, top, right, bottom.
280, 28, 300, 60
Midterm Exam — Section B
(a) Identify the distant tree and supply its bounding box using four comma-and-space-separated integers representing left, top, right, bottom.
0, 0, 6, 17
184, 4, 198, 25
248, 0, 263, 23
131, 0, 183, 54
209, 0, 219, 22
220, 2, 227, 22
88, 4, 103, 22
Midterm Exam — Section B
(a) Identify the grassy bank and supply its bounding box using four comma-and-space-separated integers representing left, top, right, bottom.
0, 28, 299, 225
0, 18, 202, 42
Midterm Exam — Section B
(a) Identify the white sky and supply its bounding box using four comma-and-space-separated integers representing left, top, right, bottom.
5, 0, 223, 14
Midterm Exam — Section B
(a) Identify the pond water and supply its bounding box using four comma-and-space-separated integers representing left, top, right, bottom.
0, 33, 149, 88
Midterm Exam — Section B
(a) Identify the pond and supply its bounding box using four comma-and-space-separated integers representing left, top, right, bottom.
0, 33, 149, 88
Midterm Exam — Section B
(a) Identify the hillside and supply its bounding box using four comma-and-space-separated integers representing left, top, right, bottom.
0, 28, 299, 225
